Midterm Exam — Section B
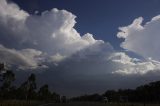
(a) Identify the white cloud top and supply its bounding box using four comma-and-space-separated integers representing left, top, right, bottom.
0, 0, 103, 69
117, 15, 160, 61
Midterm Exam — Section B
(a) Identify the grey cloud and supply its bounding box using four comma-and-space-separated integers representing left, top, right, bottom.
0, 44, 46, 69
32, 43, 160, 96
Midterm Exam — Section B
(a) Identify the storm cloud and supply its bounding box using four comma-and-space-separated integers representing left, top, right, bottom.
1, 0, 160, 96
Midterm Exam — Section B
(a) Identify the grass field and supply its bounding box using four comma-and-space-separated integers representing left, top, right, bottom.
0, 100, 41, 106
0, 101, 160, 106
39, 102, 160, 106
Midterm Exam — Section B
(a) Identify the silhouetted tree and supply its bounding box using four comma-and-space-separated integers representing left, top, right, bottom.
51, 92, 60, 103
38, 84, 51, 101
0, 63, 6, 81
19, 73, 37, 100
61, 96, 67, 103
0, 63, 61, 101
1, 70, 15, 99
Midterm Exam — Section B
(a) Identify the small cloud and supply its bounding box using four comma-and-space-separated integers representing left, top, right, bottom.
0, 44, 45, 70
50, 53, 66, 63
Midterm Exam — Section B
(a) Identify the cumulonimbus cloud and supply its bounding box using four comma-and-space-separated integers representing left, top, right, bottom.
1, 0, 160, 75
1, 0, 160, 96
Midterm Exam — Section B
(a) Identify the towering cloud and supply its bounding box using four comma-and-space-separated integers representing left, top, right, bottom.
117, 16, 160, 61
0, 0, 103, 69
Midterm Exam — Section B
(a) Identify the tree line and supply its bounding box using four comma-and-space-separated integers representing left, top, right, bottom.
0, 63, 60, 102
70, 81, 160, 103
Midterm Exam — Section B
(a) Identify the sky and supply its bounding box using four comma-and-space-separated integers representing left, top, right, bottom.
1, 0, 160, 96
